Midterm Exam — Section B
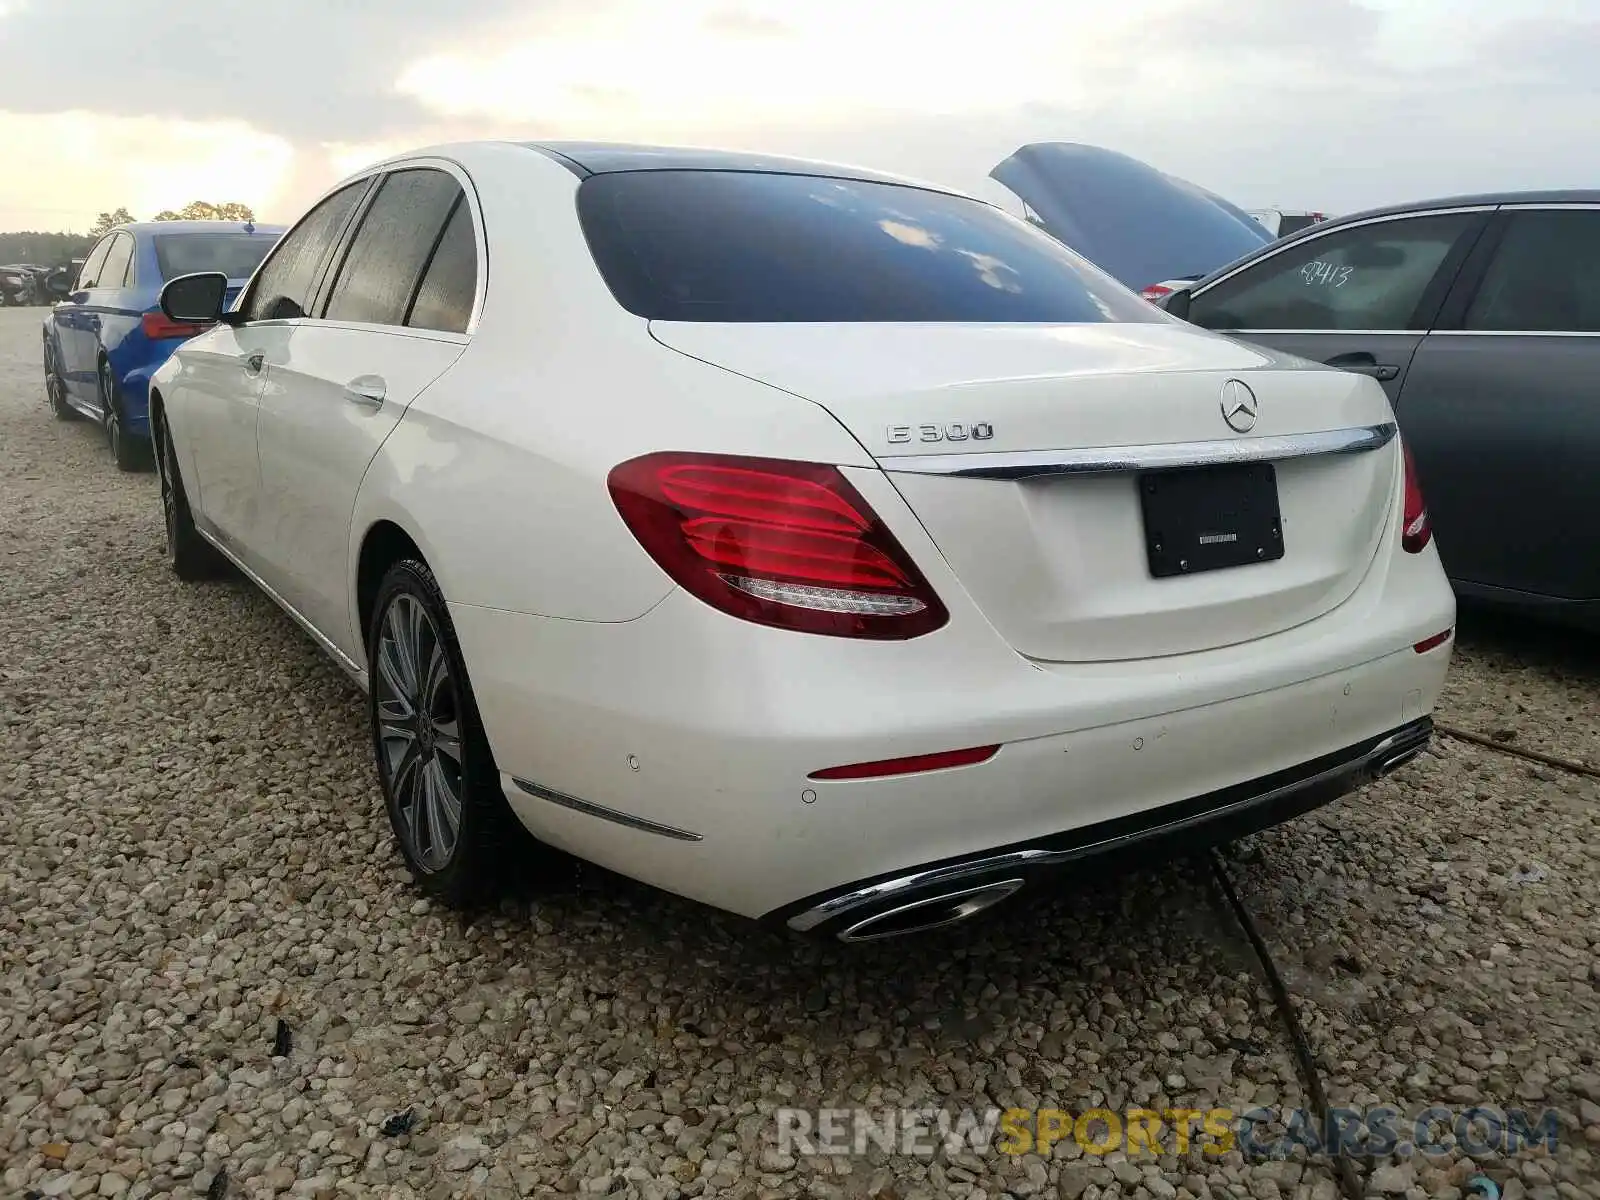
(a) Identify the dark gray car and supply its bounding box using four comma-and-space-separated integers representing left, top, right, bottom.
1154, 193, 1600, 630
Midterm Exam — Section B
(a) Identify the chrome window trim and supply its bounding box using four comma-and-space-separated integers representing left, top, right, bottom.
1191, 204, 1497, 300
1493, 201, 1600, 212
877, 422, 1396, 481
1435, 330, 1600, 339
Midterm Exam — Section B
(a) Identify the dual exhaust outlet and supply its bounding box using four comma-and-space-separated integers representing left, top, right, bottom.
814, 720, 1434, 943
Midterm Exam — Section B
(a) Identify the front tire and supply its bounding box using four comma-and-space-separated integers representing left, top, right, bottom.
101, 360, 153, 472
153, 409, 226, 581
368, 559, 549, 908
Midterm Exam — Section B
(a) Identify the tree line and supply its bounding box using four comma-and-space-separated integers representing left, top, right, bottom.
0, 201, 257, 266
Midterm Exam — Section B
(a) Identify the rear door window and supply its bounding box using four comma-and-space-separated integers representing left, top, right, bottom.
323, 168, 463, 327
154, 233, 281, 282
1190, 212, 1479, 332
576, 169, 1160, 323
1464, 209, 1600, 333
98, 234, 133, 291
241, 180, 369, 323
405, 197, 478, 334
75, 238, 112, 290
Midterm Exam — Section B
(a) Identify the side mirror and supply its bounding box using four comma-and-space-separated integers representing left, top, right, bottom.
1162, 287, 1193, 321
161, 271, 230, 324
45, 272, 72, 299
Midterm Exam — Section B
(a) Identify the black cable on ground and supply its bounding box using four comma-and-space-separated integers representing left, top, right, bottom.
1435, 722, 1600, 779
1207, 851, 1367, 1200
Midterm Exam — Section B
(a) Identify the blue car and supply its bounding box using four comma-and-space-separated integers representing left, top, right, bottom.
42, 220, 285, 470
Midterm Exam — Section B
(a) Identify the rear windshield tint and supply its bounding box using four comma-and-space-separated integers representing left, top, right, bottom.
153, 233, 280, 282
576, 170, 1161, 324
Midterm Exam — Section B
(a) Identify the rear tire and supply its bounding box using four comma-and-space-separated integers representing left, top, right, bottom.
43, 340, 75, 421
154, 409, 226, 581
368, 558, 557, 908
101, 360, 153, 472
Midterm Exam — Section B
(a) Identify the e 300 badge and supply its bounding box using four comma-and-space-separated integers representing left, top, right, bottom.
886, 423, 995, 445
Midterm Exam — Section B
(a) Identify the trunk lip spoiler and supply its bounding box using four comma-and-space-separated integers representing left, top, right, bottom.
876, 422, 1397, 481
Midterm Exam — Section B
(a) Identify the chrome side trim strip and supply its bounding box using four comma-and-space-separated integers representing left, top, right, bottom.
1430, 330, 1600, 339
786, 721, 1431, 933
878, 422, 1396, 480
195, 524, 369, 689
1225, 328, 1423, 336
511, 777, 705, 842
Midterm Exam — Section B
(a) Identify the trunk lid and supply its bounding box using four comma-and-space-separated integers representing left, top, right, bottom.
650, 320, 1398, 662
989, 142, 1272, 291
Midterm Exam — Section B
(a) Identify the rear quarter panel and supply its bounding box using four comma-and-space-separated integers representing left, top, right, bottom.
347, 145, 880, 630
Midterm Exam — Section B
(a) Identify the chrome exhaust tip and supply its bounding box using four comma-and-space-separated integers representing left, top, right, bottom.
835, 878, 1025, 943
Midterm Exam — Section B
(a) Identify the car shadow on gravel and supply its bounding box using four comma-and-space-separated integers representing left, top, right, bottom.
491, 846, 1277, 1041
1453, 600, 1600, 680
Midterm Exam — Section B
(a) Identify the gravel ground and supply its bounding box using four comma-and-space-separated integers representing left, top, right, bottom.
1, 304, 1596, 1200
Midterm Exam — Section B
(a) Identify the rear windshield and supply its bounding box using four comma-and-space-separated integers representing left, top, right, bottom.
153, 233, 281, 282
576, 170, 1161, 324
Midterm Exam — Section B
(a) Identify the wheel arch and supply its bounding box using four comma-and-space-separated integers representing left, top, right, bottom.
355, 519, 430, 657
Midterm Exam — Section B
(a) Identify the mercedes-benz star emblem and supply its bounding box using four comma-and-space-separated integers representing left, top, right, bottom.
1220, 379, 1259, 433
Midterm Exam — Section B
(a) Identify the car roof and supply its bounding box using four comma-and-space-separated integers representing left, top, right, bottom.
1186, 188, 1600, 292
516, 140, 960, 194
1321, 189, 1600, 224
111, 221, 288, 236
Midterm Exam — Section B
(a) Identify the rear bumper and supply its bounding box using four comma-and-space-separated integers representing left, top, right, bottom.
460, 579, 1453, 920
770, 717, 1432, 940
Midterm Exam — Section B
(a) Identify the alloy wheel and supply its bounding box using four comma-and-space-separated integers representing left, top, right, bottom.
373, 593, 465, 872
100, 364, 120, 454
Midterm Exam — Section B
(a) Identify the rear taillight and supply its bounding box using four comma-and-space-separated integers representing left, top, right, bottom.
142, 311, 210, 340
607, 452, 948, 639
1138, 283, 1174, 303
1400, 439, 1431, 553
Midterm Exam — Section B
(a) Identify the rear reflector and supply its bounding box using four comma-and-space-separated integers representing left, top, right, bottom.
1413, 629, 1452, 654
608, 452, 948, 639
1400, 438, 1432, 553
142, 311, 210, 340
809, 744, 1000, 781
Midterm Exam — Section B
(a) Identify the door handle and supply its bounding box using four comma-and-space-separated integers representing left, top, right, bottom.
1324, 351, 1399, 382
241, 351, 264, 374
344, 375, 386, 408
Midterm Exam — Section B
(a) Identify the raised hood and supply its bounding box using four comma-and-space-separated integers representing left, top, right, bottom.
650, 320, 1400, 662
990, 142, 1272, 290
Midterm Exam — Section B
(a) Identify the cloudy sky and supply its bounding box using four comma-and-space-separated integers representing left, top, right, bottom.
0, 0, 1595, 232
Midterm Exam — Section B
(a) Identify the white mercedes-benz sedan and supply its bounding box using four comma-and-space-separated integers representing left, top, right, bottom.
148, 140, 1455, 941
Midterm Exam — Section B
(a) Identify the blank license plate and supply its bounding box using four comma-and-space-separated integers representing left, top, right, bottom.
1138, 462, 1284, 578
